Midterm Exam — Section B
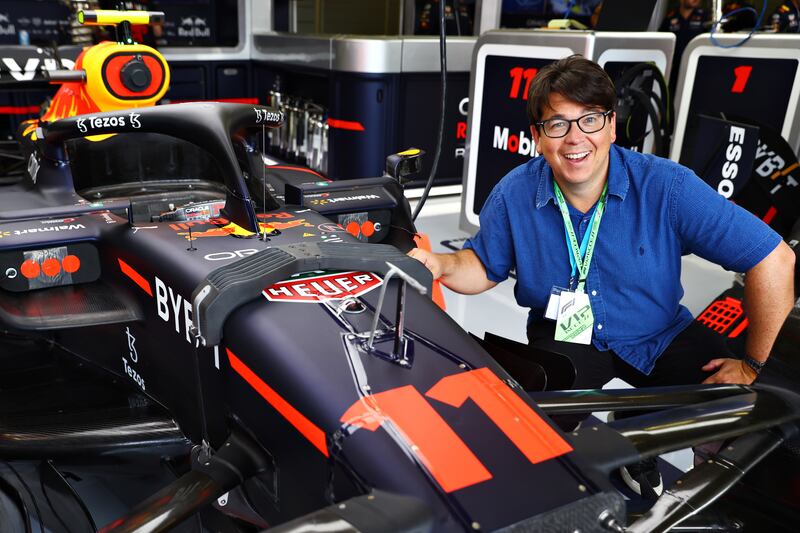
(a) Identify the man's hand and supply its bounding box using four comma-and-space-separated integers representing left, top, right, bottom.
701, 358, 757, 385
408, 247, 444, 279
406, 248, 498, 295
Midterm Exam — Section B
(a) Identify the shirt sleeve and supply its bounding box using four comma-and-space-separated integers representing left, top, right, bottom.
670, 169, 782, 273
463, 187, 515, 283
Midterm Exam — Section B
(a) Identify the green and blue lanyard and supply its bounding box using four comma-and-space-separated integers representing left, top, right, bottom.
553, 181, 608, 293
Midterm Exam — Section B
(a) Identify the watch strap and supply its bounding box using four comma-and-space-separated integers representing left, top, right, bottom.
743, 356, 766, 375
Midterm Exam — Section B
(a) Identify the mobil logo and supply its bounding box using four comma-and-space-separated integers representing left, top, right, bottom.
263, 271, 382, 303
492, 126, 536, 157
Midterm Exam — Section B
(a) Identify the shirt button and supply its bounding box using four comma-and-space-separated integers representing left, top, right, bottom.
597, 324, 603, 330
591, 290, 597, 296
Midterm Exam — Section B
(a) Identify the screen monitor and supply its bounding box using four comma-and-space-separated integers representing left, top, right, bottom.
464, 51, 560, 222
0, 0, 71, 46
595, 0, 660, 31
677, 55, 799, 166
500, 0, 550, 28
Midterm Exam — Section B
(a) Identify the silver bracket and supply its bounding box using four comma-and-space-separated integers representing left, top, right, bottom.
364, 261, 427, 364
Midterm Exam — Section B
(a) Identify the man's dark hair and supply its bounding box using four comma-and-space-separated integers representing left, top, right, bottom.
527, 55, 616, 126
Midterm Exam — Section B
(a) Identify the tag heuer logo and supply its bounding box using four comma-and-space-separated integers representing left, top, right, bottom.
263, 271, 382, 302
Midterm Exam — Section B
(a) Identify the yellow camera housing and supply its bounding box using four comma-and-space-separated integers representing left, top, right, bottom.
80, 41, 170, 111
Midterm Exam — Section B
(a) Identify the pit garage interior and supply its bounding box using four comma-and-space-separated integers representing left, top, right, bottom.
0, 1, 799, 532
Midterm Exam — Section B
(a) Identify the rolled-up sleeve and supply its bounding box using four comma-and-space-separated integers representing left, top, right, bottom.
670, 170, 781, 273
463, 188, 515, 282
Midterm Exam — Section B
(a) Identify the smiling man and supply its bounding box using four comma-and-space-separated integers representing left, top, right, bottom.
409, 55, 795, 498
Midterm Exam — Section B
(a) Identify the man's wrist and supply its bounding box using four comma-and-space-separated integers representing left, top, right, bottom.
439, 253, 457, 279
742, 355, 766, 375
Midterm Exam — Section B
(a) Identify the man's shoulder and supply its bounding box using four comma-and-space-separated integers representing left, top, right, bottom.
613, 145, 682, 169
493, 157, 543, 195
612, 146, 689, 189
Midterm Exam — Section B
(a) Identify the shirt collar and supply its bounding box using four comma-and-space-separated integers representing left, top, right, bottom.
534, 144, 630, 209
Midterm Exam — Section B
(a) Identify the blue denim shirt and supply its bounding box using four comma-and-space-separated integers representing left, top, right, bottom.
464, 145, 781, 374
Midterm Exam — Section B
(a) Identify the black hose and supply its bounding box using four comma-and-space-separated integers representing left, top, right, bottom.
615, 63, 671, 157
411, 0, 447, 222
630, 87, 663, 156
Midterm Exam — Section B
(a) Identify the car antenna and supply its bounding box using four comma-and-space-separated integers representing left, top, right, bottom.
261, 123, 268, 241
187, 226, 196, 251
114, 2, 135, 45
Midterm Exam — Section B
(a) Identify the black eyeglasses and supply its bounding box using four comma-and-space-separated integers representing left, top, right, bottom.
535, 110, 613, 138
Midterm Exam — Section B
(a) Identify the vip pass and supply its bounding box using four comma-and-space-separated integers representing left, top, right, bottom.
555, 291, 594, 344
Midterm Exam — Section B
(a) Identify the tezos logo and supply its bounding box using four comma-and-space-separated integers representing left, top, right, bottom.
77, 112, 141, 133
492, 126, 536, 157
122, 326, 145, 390
125, 326, 138, 363
255, 108, 281, 124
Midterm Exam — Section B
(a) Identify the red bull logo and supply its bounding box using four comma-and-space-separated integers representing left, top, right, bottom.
177, 220, 265, 240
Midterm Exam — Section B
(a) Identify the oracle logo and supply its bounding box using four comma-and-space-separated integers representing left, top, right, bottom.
203, 249, 259, 261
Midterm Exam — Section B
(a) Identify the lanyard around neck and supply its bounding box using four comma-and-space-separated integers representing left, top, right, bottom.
553, 181, 608, 293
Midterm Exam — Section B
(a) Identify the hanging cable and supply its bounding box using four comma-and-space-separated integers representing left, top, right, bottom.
412, 0, 447, 222
614, 62, 672, 157
709, 0, 767, 49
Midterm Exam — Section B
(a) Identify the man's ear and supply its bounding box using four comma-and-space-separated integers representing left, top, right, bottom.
530, 125, 541, 154
609, 111, 617, 143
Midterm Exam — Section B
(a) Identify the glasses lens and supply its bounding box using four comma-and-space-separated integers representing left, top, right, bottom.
578, 112, 605, 133
544, 119, 569, 138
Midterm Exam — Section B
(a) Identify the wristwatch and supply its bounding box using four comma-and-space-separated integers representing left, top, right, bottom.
743, 356, 766, 375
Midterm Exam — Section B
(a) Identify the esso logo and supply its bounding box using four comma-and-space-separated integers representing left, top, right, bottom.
717, 126, 746, 199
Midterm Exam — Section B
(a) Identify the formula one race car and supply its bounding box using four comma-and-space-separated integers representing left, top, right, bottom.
0, 96, 799, 533
1, 10, 800, 533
